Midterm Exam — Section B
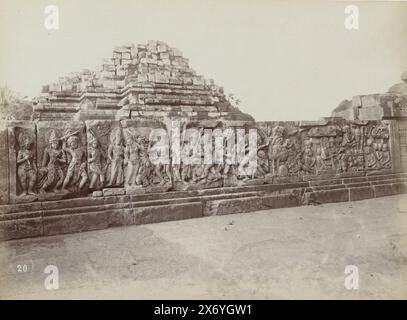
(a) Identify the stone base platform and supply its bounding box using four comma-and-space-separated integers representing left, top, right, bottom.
1, 172, 406, 241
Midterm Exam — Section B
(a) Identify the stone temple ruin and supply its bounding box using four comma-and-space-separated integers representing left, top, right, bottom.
0, 41, 406, 241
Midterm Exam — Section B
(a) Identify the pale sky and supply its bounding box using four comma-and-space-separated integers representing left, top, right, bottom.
0, 0, 406, 121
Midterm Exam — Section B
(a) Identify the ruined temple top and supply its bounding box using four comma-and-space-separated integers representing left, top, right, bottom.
33, 41, 253, 122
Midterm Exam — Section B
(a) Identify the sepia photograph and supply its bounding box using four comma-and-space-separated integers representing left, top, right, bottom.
0, 0, 406, 307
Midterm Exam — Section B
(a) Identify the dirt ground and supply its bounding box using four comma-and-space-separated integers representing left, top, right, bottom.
0, 194, 406, 299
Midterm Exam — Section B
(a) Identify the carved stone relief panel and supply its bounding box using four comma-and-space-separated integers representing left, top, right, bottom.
85, 120, 121, 190
121, 119, 170, 193
36, 121, 87, 200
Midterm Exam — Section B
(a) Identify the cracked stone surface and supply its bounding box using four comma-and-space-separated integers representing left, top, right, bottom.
0, 194, 406, 299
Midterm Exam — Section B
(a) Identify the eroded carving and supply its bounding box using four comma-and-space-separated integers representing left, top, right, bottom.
3, 118, 395, 204
61, 131, 88, 192
16, 131, 37, 197
38, 130, 66, 194
107, 127, 125, 187
36, 121, 87, 199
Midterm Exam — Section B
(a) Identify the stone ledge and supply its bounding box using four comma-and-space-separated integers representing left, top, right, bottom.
0, 217, 43, 241
1, 179, 406, 241
203, 196, 263, 216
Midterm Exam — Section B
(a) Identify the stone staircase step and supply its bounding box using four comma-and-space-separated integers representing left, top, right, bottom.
1, 172, 406, 241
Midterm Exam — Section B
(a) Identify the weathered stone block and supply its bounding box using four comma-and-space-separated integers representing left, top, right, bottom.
343, 176, 368, 184
309, 179, 342, 187
103, 188, 125, 196
391, 183, 407, 195
349, 186, 375, 201
306, 188, 349, 204
373, 184, 394, 198
107, 208, 134, 227
262, 192, 302, 209
14, 218, 43, 239
204, 196, 264, 216
41, 197, 104, 211
312, 184, 346, 191
0, 202, 42, 215
0, 220, 19, 241
0, 217, 42, 241
43, 214, 83, 236
79, 210, 110, 232
43, 211, 109, 236
133, 202, 202, 225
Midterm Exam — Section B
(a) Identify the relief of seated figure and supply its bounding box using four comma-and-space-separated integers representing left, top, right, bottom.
364, 138, 378, 169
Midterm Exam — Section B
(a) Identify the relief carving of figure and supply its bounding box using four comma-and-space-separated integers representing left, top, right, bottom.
181, 149, 193, 184
206, 164, 223, 183
362, 123, 391, 170
341, 125, 356, 149
88, 137, 106, 189
336, 125, 357, 173
124, 134, 144, 187
254, 150, 268, 178
300, 140, 316, 174
137, 136, 153, 186
374, 142, 383, 165
370, 123, 389, 142
258, 126, 290, 176
62, 132, 88, 192
107, 128, 124, 186
364, 138, 377, 169
316, 137, 338, 171
38, 130, 66, 193
16, 132, 37, 196
380, 143, 391, 168
171, 163, 182, 183
149, 135, 172, 185
353, 125, 363, 150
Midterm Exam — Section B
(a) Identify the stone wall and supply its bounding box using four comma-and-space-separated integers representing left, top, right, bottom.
0, 117, 398, 206
1, 42, 405, 240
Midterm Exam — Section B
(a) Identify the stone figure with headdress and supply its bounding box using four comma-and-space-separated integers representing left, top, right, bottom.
61, 129, 88, 192
88, 132, 107, 189
16, 131, 37, 196
39, 130, 66, 193
107, 127, 124, 186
